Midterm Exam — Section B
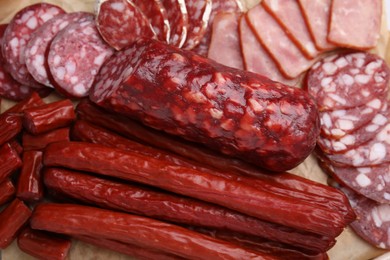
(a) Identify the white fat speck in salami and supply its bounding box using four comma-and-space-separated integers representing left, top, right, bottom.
96, 0, 156, 50
48, 17, 114, 98
1, 3, 65, 88
305, 52, 389, 111
25, 12, 91, 88
328, 0, 382, 49
161, 0, 188, 48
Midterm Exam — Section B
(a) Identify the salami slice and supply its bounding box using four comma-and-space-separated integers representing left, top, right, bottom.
183, 0, 212, 50
96, 0, 156, 51
338, 186, 390, 249
320, 161, 390, 204
262, 0, 320, 59
25, 12, 91, 88
161, 0, 188, 48
297, 0, 336, 51
328, 0, 382, 49
305, 52, 390, 111
48, 17, 114, 98
1, 3, 65, 87
246, 5, 314, 79
208, 12, 243, 70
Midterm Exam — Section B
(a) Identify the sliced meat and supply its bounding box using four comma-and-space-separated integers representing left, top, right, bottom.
1, 3, 65, 87
25, 12, 91, 88
96, 0, 156, 50
305, 52, 389, 111
183, 0, 212, 50
262, 0, 320, 59
298, 0, 337, 51
339, 186, 390, 249
161, 0, 188, 48
246, 5, 314, 79
133, 0, 170, 42
238, 16, 299, 86
208, 12, 243, 70
328, 0, 382, 49
48, 17, 114, 98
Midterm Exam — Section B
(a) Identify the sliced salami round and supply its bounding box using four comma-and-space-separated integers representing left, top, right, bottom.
305, 52, 389, 111
161, 0, 189, 48
133, 0, 170, 42
338, 185, 390, 249
1, 3, 65, 87
183, 0, 212, 50
48, 17, 114, 98
96, 0, 156, 51
24, 12, 91, 88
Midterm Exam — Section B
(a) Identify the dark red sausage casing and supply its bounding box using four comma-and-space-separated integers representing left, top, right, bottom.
90, 38, 320, 172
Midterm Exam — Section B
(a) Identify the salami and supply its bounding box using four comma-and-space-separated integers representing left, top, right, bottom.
183, 0, 212, 50
246, 5, 314, 79
48, 17, 114, 98
90, 38, 320, 172
1, 3, 65, 87
328, 0, 382, 49
0, 64, 36, 101
25, 12, 91, 88
305, 52, 390, 111
207, 12, 243, 70
96, 0, 156, 50
161, 0, 188, 48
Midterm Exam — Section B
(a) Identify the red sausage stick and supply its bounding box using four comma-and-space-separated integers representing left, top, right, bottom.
43, 141, 348, 237
0, 199, 32, 248
17, 227, 71, 260
0, 113, 22, 146
9, 139, 23, 155
71, 119, 354, 223
31, 203, 276, 259
0, 179, 15, 206
0, 143, 22, 183
75, 99, 352, 214
44, 167, 334, 252
23, 127, 70, 151
2, 92, 45, 115
23, 99, 75, 135
16, 151, 44, 202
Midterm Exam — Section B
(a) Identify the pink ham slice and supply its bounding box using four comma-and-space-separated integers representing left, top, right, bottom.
246, 5, 314, 79
328, 0, 382, 49
238, 16, 299, 86
298, 0, 337, 51
208, 12, 243, 70
262, 0, 320, 59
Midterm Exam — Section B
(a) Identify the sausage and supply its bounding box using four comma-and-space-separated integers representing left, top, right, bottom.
0, 179, 15, 206
23, 99, 75, 135
3, 92, 45, 114
95, 0, 156, 50
23, 127, 70, 151
43, 141, 350, 237
89, 38, 320, 172
48, 16, 114, 97
31, 203, 277, 259
0, 113, 22, 146
16, 151, 44, 202
8, 139, 23, 155
1, 3, 65, 87
17, 227, 72, 260
161, 0, 188, 47
0, 198, 32, 249
0, 143, 22, 184
44, 167, 335, 252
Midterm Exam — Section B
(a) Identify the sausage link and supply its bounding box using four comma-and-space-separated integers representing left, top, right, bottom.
0, 179, 15, 206
16, 151, 44, 202
23, 99, 75, 135
0, 113, 22, 146
43, 141, 348, 237
9, 139, 23, 155
44, 167, 334, 252
3, 92, 45, 115
0, 143, 22, 184
0, 198, 32, 248
23, 127, 70, 151
31, 203, 277, 259
90, 38, 320, 172
17, 227, 71, 260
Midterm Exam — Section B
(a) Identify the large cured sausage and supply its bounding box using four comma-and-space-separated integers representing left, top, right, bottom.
1, 3, 65, 87
89, 38, 320, 172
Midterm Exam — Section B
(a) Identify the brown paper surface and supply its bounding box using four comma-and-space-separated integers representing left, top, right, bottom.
0, 0, 389, 259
